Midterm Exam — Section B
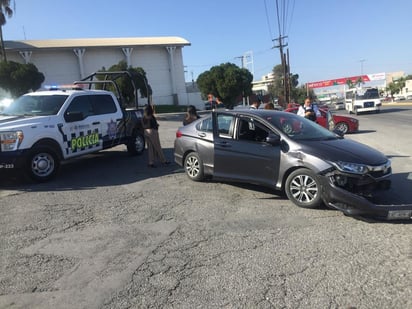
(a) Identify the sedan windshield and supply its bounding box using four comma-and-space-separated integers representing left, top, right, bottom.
1, 95, 68, 116
262, 111, 338, 141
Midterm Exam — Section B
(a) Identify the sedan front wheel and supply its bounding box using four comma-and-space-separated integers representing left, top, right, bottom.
335, 122, 349, 134
285, 168, 322, 209
184, 152, 204, 181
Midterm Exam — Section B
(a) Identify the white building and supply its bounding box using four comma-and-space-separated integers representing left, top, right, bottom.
4, 37, 191, 106
252, 73, 275, 94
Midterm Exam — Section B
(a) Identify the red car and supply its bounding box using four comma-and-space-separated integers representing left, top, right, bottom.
284, 107, 359, 134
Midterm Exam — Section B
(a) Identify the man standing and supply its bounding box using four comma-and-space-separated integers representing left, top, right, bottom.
205, 94, 218, 110
249, 100, 261, 109
297, 97, 321, 121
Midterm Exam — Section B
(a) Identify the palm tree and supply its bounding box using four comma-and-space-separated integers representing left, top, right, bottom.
0, 0, 14, 62
345, 79, 354, 89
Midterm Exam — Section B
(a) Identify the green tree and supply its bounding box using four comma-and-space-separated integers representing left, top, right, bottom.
267, 64, 308, 106
386, 77, 406, 99
196, 62, 253, 109
267, 65, 283, 103
0, 0, 14, 62
0, 60, 45, 97
97, 60, 152, 107
292, 85, 315, 105
345, 79, 354, 89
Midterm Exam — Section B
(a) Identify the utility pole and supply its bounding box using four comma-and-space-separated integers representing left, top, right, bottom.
235, 52, 254, 106
235, 55, 246, 105
359, 59, 365, 75
273, 35, 290, 106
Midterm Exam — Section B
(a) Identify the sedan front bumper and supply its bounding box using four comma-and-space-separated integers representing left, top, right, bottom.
319, 175, 412, 220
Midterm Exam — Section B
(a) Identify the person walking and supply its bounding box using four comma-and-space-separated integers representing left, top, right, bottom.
142, 104, 170, 168
183, 105, 200, 125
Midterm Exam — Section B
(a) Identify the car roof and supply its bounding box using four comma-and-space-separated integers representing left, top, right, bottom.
217, 109, 292, 118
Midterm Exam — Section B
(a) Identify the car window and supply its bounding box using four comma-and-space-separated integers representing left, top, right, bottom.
217, 114, 234, 136
65, 95, 94, 118
263, 112, 337, 141
3, 95, 68, 116
91, 94, 117, 115
196, 116, 213, 132
238, 117, 270, 142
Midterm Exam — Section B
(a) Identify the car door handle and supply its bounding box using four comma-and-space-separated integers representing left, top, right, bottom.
215, 141, 232, 148
92, 121, 100, 125
198, 133, 206, 137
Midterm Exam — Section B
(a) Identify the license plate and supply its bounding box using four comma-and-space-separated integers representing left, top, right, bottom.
0, 164, 14, 169
387, 210, 412, 220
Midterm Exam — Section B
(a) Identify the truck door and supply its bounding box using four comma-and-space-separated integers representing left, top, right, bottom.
89, 94, 124, 149
60, 95, 103, 158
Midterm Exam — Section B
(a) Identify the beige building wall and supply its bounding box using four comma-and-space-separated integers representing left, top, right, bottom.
5, 37, 191, 106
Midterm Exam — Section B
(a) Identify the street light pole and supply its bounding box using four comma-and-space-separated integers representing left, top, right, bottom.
359, 59, 366, 75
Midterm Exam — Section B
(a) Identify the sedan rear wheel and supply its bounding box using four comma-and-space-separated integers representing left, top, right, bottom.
184, 152, 204, 181
285, 168, 322, 209
335, 122, 349, 134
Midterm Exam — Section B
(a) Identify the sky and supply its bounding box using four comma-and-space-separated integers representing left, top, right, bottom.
3, 0, 412, 85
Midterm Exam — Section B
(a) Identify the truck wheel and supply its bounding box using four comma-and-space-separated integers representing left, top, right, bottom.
26, 146, 60, 182
127, 133, 145, 155
285, 168, 322, 209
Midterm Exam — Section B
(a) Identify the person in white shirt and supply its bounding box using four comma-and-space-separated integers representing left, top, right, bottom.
297, 97, 321, 121
249, 100, 261, 109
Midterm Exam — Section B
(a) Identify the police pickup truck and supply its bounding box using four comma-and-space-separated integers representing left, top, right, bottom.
0, 84, 145, 182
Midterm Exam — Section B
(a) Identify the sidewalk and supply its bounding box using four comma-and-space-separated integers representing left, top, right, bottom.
382, 101, 412, 106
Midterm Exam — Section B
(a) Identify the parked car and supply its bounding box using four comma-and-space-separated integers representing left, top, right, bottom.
334, 101, 345, 110
174, 110, 412, 220
394, 96, 405, 101
284, 107, 359, 134
0, 71, 146, 182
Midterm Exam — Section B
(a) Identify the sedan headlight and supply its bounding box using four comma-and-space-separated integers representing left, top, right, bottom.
0, 131, 24, 151
332, 161, 369, 175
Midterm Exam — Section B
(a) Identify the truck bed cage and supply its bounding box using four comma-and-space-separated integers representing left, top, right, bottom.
73, 71, 146, 109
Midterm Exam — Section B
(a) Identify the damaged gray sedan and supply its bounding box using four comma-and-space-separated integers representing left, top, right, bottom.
174, 110, 412, 220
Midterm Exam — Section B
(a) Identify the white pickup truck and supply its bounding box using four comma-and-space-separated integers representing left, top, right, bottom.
0, 86, 145, 182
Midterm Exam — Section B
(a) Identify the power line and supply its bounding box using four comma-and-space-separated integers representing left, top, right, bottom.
263, 0, 274, 41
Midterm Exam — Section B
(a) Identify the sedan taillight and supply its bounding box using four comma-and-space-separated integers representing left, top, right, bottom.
176, 130, 183, 138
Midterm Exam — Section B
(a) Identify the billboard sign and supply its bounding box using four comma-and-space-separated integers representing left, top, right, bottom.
307, 73, 385, 89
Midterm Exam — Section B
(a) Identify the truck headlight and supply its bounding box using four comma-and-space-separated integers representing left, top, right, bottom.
0, 131, 24, 151
332, 161, 368, 175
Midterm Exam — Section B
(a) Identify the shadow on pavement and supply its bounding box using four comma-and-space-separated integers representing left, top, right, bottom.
0, 147, 182, 192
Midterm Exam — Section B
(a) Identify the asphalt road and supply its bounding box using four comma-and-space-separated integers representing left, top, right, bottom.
0, 106, 411, 309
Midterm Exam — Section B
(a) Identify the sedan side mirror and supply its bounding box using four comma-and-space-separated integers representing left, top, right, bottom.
266, 133, 281, 145
333, 128, 345, 137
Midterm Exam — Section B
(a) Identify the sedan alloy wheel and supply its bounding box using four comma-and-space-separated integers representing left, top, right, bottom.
285, 168, 322, 209
184, 152, 204, 181
335, 122, 349, 134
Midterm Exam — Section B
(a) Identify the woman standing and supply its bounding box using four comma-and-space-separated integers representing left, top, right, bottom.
183, 105, 200, 125
142, 104, 170, 168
